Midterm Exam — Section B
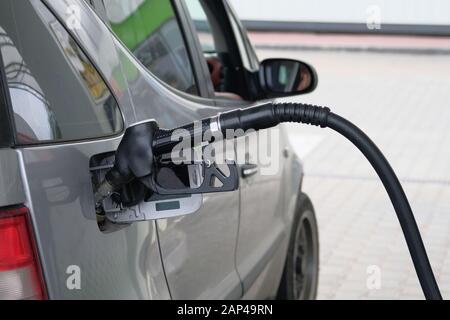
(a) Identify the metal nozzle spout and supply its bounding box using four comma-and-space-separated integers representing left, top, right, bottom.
94, 179, 116, 206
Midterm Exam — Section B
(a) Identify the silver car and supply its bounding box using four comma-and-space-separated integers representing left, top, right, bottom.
0, 0, 319, 300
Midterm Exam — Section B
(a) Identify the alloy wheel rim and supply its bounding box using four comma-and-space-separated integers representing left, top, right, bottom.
293, 213, 315, 300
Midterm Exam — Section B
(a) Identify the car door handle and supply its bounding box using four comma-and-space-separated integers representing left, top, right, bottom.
241, 164, 259, 178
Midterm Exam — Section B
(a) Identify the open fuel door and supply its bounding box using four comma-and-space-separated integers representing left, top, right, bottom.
90, 152, 204, 224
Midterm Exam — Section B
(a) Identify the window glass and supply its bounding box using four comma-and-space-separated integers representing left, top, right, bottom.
103, 0, 198, 95
184, 0, 216, 53
227, 13, 252, 71
0, 57, 13, 147
0, 1, 123, 144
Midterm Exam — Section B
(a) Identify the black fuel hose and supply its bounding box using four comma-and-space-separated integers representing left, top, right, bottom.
216, 102, 442, 300
328, 112, 441, 300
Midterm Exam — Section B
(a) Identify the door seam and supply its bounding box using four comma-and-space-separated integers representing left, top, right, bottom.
155, 221, 174, 300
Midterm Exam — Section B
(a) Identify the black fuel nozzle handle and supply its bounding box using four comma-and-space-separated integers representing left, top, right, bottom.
94, 116, 220, 204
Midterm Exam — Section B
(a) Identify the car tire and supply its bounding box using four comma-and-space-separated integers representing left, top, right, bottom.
277, 192, 319, 300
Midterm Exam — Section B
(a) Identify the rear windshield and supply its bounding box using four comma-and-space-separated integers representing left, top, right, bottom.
0, 1, 123, 145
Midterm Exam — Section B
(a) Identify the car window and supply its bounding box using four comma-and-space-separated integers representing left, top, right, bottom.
102, 0, 199, 96
183, 0, 249, 101
0, 1, 123, 145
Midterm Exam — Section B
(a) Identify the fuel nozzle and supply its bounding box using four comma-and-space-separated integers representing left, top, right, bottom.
93, 115, 224, 205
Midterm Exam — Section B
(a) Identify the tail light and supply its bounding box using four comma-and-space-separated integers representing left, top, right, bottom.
0, 206, 47, 300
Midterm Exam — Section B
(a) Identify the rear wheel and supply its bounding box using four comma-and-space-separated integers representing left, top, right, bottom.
277, 193, 319, 300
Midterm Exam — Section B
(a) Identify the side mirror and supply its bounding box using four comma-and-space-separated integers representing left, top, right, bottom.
260, 58, 318, 97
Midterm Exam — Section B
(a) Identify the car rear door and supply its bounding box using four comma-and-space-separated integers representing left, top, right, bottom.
0, 0, 171, 299
183, 0, 290, 298
223, 0, 289, 298
96, 0, 242, 299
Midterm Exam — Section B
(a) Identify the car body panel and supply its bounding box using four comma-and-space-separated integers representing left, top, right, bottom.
0, 149, 26, 207
19, 141, 171, 299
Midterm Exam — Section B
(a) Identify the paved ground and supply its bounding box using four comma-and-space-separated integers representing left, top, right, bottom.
256, 48, 450, 299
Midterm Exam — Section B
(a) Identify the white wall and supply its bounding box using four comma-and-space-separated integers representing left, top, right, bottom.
229, 0, 450, 26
